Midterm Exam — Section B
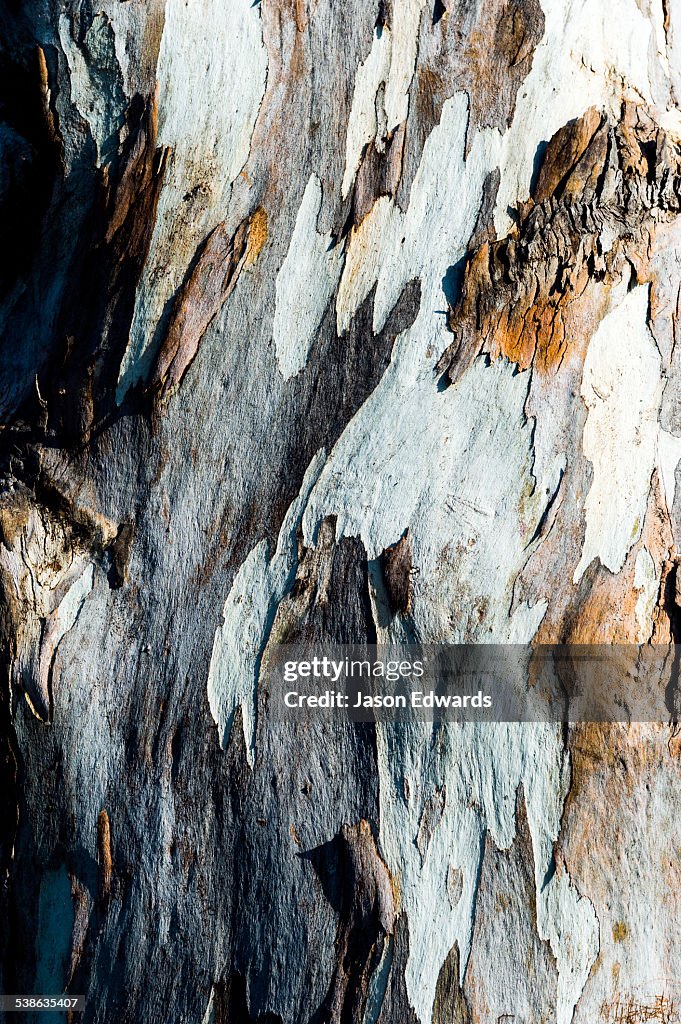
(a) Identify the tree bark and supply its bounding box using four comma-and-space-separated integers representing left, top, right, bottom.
2, 0, 681, 1022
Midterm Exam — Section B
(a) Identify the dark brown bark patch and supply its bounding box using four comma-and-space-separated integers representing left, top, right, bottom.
271, 520, 378, 646
52, 92, 169, 441
347, 122, 406, 231
380, 529, 414, 616
311, 819, 395, 1024
376, 913, 420, 1024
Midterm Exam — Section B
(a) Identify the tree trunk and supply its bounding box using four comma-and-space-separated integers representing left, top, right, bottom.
2, 0, 681, 1021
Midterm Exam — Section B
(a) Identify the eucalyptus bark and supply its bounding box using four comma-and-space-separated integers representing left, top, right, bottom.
2, 1, 681, 1022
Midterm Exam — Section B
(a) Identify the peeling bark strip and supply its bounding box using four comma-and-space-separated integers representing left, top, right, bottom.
152, 216, 251, 400
96, 809, 112, 903
2, 0, 681, 1022
0, 482, 112, 722
151, 204, 268, 401
438, 103, 681, 382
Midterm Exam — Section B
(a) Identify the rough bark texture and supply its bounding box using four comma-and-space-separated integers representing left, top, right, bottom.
2, 0, 681, 1022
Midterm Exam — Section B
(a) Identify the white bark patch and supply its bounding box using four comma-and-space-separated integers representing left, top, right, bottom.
657, 427, 681, 511
494, 0, 670, 236
340, 0, 427, 197
634, 547, 658, 643
42, 563, 95, 664
538, 864, 601, 1024
273, 175, 345, 380
376, 721, 598, 1024
342, 28, 392, 199
207, 452, 324, 765
574, 286, 663, 583
383, 0, 428, 130
316, 96, 558, 645
340, 94, 501, 341
304, 354, 556, 644
336, 197, 400, 334
117, 0, 268, 400
59, 13, 127, 166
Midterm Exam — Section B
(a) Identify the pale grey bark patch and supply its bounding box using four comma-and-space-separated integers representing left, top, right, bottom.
463, 789, 559, 1020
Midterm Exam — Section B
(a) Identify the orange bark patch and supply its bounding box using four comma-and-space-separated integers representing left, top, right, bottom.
531, 470, 673, 646
245, 206, 268, 266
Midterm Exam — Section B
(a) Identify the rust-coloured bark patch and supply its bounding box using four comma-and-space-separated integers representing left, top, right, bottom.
600, 991, 680, 1023
437, 104, 681, 383
244, 206, 268, 266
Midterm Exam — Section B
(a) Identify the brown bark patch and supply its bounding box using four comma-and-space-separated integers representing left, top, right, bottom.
313, 819, 396, 1024
531, 105, 604, 204
459, 0, 545, 143
245, 206, 269, 266
152, 216, 250, 401
432, 942, 470, 1024
97, 808, 112, 903
153, 203, 273, 402
437, 103, 681, 383
380, 529, 414, 616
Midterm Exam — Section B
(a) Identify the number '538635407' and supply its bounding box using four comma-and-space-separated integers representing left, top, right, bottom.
0, 996, 84, 1011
